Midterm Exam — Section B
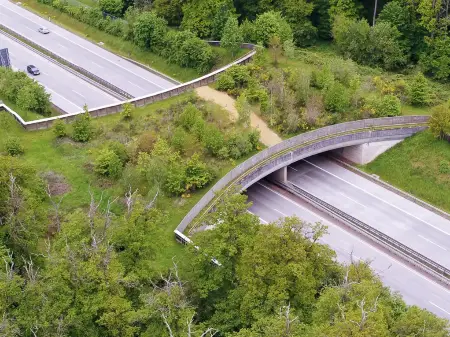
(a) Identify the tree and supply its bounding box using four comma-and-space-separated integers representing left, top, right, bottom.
211, 2, 235, 40
182, 0, 234, 38
268, 35, 282, 65
152, 0, 184, 26
429, 103, 450, 140
253, 11, 293, 46
178, 37, 215, 73
72, 106, 93, 142
329, 0, 362, 20
235, 93, 252, 126
221, 16, 243, 56
121, 101, 134, 120
420, 33, 450, 80
282, 0, 318, 46
283, 39, 296, 59
133, 11, 168, 51
99, 0, 124, 16
408, 72, 432, 106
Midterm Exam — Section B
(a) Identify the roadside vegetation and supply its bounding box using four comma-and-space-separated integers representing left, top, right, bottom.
0, 67, 54, 120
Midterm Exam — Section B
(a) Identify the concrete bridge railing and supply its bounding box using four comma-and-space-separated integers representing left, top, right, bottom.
175, 116, 429, 239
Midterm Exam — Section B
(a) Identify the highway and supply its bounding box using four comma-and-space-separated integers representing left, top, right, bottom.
247, 181, 450, 319
1, 33, 119, 113
0, 0, 176, 97
286, 155, 450, 269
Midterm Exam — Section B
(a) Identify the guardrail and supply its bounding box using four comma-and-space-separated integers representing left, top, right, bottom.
274, 180, 450, 285
174, 116, 429, 238
0, 23, 133, 100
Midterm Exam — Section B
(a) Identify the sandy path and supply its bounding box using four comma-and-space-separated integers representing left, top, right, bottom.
195, 86, 282, 147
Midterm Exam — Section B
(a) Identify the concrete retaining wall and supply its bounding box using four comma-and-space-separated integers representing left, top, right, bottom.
176, 116, 430, 235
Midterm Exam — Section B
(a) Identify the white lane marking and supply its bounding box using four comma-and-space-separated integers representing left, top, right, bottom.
0, 3, 168, 90
57, 43, 68, 49
274, 208, 288, 217
247, 211, 268, 224
128, 81, 145, 91
302, 159, 450, 236
429, 301, 450, 316
45, 87, 82, 110
24, 26, 36, 33
288, 166, 298, 172
91, 61, 104, 68
254, 181, 450, 296
338, 192, 366, 208
418, 235, 447, 251
72, 90, 85, 99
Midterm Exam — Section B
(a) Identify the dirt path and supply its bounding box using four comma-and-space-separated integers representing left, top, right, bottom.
195, 86, 282, 147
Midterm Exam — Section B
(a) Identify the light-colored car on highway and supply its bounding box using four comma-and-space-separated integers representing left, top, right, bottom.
38, 27, 50, 34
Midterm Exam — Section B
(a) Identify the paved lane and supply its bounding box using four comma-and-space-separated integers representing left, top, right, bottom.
1, 33, 119, 113
247, 181, 450, 319
287, 155, 450, 269
0, 0, 176, 97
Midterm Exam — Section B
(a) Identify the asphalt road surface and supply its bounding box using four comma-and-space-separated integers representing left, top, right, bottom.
1, 33, 119, 113
247, 181, 450, 319
287, 155, 450, 269
0, 0, 176, 97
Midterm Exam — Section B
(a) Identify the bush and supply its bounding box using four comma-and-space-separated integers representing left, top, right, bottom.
202, 125, 225, 156
324, 82, 350, 113
429, 103, 450, 140
185, 153, 214, 192
376, 95, 402, 117
99, 0, 123, 16
133, 11, 168, 51
121, 102, 134, 120
311, 66, 334, 90
72, 112, 93, 142
328, 58, 358, 87
216, 73, 236, 91
94, 149, 123, 178
179, 103, 203, 131
253, 11, 293, 46
178, 37, 214, 73
226, 132, 253, 159
136, 132, 157, 154
408, 72, 432, 106
5, 138, 24, 156
439, 160, 450, 174
108, 141, 129, 164
53, 120, 67, 138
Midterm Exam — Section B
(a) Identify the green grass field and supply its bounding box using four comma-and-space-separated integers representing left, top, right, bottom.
362, 131, 450, 213
1, 95, 60, 121
19, 0, 247, 82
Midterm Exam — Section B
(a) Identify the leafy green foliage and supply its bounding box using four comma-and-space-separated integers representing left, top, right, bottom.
133, 11, 167, 50
94, 148, 123, 178
52, 119, 67, 138
408, 72, 433, 106
221, 16, 243, 56
253, 11, 293, 46
324, 81, 350, 113
99, 0, 123, 16
429, 103, 450, 140
72, 110, 93, 143
5, 137, 24, 156
0, 67, 51, 116
121, 101, 134, 120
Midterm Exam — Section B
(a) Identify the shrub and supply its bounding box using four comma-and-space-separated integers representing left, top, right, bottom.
185, 153, 214, 192
133, 11, 168, 51
94, 149, 123, 178
108, 141, 129, 164
408, 72, 432, 106
226, 133, 253, 159
324, 82, 350, 113
429, 103, 450, 140
376, 95, 401, 117
5, 138, 24, 156
328, 58, 358, 87
121, 102, 134, 120
136, 132, 157, 154
216, 73, 236, 92
247, 129, 261, 151
72, 111, 93, 142
178, 37, 214, 73
53, 120, 67, 138
179, 103, 203, 131
253, 11, 293, 46
311, 66, 334, 90
202, 125, 225, 156
439, 160, 450, 174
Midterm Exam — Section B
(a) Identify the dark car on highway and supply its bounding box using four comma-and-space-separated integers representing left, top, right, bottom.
27, 65, 40, 75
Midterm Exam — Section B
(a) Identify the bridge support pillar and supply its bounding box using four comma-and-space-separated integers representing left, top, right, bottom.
269, 166, 287, 183
332, 140, 403, 165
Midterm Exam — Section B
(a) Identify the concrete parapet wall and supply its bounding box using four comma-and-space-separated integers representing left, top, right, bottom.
176, 117, 429, 235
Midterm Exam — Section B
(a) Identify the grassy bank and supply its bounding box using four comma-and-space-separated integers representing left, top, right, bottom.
362, 131, 450, 213
1, 95, 60, 121
19, 0, 247, 82
0, 92, 259, 270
